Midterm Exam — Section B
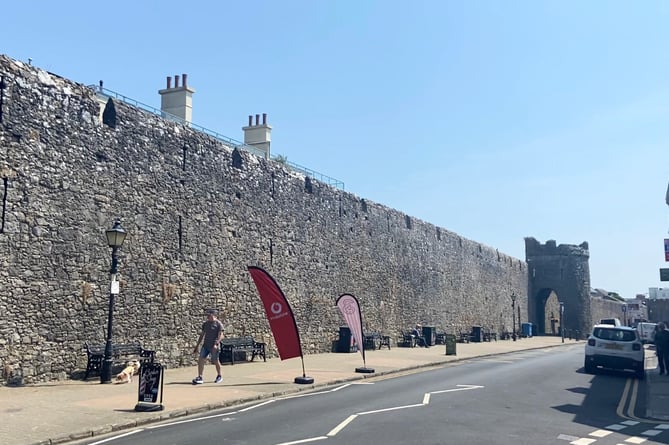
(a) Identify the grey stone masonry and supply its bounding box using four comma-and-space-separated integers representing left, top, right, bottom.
0, 54, 527, 385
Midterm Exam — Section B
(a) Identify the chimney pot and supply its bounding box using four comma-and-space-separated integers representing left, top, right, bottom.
99, 80, 103, 91
262, 113, 267, 125
255, 114, 259, 126
182, 73, 187, 87
248, 115, 253, 126
166, 76, 172, 89
175, 75, 180, 88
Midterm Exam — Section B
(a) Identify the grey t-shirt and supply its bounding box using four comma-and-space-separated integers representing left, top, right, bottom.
202, 319, 224, 349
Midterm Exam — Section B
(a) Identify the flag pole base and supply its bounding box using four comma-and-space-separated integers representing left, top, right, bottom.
294, 375, 314, 384
134, 402, 164, 412
355, 367, 375, 374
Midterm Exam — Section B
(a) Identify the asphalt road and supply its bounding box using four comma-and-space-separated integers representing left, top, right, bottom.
78, 344, 669, 445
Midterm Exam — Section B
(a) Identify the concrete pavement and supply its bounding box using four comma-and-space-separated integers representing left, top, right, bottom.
0, 336, 664, 445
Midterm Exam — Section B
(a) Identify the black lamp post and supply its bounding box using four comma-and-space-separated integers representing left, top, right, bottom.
100, 219, 127, 384
511, 293, 517, 341
559, 301, 565, 343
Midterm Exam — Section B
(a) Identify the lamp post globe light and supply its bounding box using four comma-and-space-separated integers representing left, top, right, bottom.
511, 293, 517, 341
100, 218, 127, 384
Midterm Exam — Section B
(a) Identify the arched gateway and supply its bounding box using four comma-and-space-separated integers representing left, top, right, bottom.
525, 238, 592, 338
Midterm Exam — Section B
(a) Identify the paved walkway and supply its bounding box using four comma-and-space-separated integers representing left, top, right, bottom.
0, 337, 664, 445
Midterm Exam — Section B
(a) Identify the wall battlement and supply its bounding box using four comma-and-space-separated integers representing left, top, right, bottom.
525, 237, 589, 258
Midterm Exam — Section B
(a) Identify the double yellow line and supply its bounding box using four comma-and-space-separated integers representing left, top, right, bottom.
616, 377, 641, 420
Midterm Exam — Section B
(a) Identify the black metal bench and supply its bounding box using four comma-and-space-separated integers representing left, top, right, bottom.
483, 330, 498, 342
397, 331, 416, 348
457, 332, 471, 343
363, 333, 391, 350
84, 342, 155, 379
219, 336, 266, 365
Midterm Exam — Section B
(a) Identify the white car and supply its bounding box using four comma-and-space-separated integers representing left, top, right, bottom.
584, 325, 645, 378
637, 322, 657, 345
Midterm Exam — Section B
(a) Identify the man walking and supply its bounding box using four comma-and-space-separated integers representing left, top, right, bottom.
192, 309, 225, 384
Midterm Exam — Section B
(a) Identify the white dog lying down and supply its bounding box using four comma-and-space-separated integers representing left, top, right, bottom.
115, 360, 141, 383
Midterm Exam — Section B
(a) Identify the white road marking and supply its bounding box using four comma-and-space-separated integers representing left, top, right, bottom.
624, 436, 648, 443
570, 438, 597, 445
656, 424, 669, 429
327, 414, 358, 436
606, 424, 627, 431
557, 433, 580, 441
641, 429, 662, 436
276, 436, 328, 445
423, 393, 430, 404
589, 429, 612, 437
431, 384, 484, 394
240, 399, 275, 411
358, 403, 425, 415
87, 430, 141, 444
331, 384, 353, 391
622, 420, 640, 426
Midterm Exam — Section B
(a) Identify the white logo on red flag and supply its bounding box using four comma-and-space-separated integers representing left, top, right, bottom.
336, 294, 365, 361
248, 266, 302, 360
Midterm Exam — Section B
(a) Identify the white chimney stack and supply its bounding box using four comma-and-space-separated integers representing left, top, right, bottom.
158, 73, 195, 124
242, 113, 272, 159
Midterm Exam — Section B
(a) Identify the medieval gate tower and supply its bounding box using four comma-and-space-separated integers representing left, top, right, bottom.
525, 237, 592, 338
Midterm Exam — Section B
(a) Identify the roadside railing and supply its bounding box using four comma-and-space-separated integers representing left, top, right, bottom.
89, 85, 344, 190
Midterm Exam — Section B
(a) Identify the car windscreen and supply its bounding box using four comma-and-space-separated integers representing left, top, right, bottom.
593, 327, 636, 342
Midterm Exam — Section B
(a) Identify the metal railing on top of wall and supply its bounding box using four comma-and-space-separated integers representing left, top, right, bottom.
89, 85, 345, 190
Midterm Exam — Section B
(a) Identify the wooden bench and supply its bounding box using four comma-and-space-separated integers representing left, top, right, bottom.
397, 331, 416, 348
84, 342, 155, 379
219, 337, 266, 365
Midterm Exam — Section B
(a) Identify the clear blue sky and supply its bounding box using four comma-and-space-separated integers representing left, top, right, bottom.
2, 1, 668, 298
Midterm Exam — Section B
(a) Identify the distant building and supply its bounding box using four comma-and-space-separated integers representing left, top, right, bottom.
649, 288, 669, 299
624, 296, 648, 325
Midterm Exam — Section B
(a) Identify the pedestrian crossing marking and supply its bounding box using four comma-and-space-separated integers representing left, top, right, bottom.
588, 429, 611, 438
570, 438, 596, 445
623, 436, 647, 443
641, 429, 662, 436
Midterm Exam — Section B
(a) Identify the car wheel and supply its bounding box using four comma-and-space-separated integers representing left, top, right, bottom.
636, 368, 645, 379
584, 360, 596, 374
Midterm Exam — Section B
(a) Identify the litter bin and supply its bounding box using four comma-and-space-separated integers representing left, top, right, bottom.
471, 326, 483, 343
521, 322, 533, 338
422, 326, 437, 346
337, 326, 355, 352
445, 334, 457, 355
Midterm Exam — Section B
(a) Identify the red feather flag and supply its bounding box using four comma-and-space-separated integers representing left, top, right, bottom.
247, 266, 302, 360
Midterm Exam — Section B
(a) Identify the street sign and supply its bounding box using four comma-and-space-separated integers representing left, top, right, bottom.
661, 268, 669, 281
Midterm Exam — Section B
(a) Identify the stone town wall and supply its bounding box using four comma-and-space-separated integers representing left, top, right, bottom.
590, 298, 625, 328
0, 55, 526, 385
